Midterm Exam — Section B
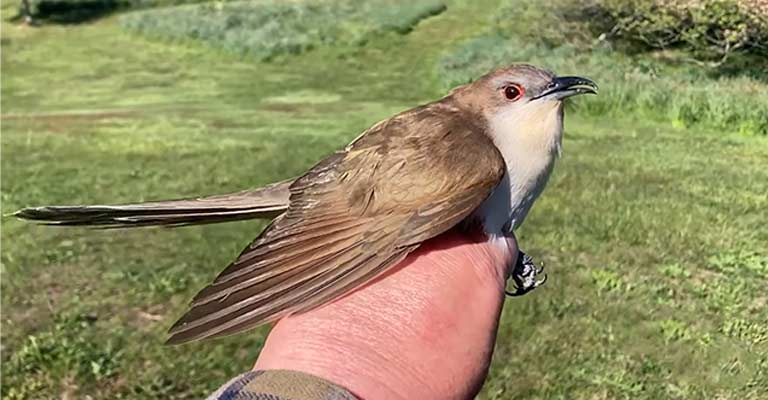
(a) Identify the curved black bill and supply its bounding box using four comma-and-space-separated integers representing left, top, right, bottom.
534, 76, 598, 100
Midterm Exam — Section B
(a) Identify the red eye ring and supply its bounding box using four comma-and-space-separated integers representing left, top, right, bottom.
503, 84, 524, 101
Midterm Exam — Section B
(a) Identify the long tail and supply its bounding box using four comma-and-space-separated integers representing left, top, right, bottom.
13, 180, 292, 228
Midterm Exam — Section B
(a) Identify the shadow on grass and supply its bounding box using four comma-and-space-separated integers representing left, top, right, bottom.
10, 0, 124, 25
705, 54, 768, 83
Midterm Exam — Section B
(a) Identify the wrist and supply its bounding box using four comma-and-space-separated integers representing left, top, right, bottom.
254, 232, 516, 399
254, 304, 433, 400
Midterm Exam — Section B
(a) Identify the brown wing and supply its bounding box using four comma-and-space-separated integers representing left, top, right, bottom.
166, 102, 506, 344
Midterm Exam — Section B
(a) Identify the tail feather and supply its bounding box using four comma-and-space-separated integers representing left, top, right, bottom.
14, 179, 292, 228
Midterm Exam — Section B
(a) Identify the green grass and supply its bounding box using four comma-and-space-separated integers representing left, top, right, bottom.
2, 0, 768, 398
438, 0, 768, 136
120, 0, 446, 61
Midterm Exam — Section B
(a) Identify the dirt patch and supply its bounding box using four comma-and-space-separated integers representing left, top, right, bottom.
208, 118, 258, 129
131, 303, 170, 333
257, 102, 304, 113
2, 109, 140, 122
2, 109, 141, 134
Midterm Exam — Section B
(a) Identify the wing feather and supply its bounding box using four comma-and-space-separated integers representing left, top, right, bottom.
168, 220, 409, 344
190, 217, 374, 306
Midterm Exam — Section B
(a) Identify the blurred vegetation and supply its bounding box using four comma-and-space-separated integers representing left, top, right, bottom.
2, 0, 767, 398
439, 0, 768, 135
587, 0, 768, 66
120, 0, 446, 61
488, 0, 768, 65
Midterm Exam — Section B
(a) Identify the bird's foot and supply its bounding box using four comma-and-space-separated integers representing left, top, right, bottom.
505, 251, 547, 296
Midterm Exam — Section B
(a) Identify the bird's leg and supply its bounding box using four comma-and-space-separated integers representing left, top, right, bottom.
505, 250, 547, 296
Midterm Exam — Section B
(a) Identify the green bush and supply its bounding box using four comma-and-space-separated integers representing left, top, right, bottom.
120, 0, 446, 61
586, 0, 768, 65
439, 33, 768, 135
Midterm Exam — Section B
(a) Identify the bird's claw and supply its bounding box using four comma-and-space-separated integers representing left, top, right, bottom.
505, 251, 547, 297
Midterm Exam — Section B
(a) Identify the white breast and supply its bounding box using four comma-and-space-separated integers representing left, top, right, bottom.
475, 101, 564, 236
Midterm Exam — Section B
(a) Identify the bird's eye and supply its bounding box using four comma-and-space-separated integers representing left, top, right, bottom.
503, 84, 524, 101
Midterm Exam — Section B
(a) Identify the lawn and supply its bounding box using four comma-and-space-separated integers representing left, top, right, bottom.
2, 0, 767, 398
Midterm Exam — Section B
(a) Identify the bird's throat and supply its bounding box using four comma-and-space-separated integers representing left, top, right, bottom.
475, 101, 564, 235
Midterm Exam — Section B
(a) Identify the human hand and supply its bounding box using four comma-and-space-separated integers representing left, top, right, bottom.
254, 230, 518, 399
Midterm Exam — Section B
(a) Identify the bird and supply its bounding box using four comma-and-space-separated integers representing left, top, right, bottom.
14, 64, 597, 344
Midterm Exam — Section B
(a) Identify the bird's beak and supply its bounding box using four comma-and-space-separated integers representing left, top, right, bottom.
533, 76, 598, 100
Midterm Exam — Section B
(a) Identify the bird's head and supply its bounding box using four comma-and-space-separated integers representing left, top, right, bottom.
453, 64, 597, 119
451, 64, 597, 153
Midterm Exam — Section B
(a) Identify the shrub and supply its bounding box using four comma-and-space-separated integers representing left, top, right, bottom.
588, 0, 768, 66
120, 0, 446, 61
